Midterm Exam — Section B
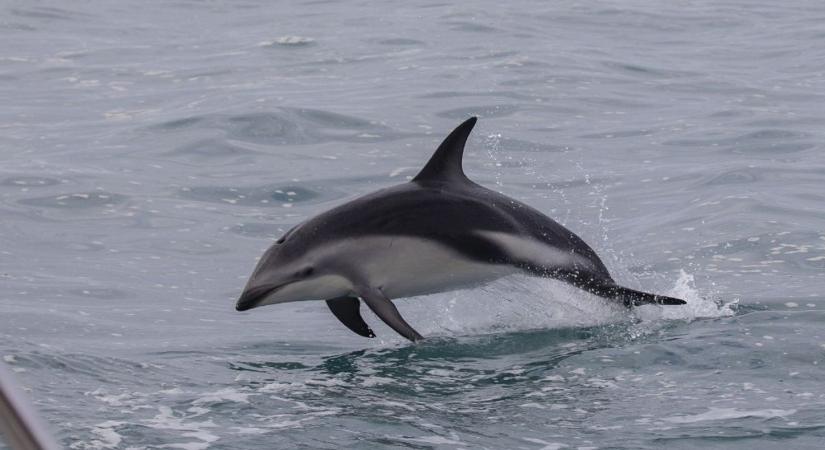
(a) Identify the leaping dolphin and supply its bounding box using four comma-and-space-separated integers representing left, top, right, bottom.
236, 117, 685, 342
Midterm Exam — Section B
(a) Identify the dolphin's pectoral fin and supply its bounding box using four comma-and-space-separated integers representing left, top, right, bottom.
357, 287, 424, 343
326, 296, 376, 338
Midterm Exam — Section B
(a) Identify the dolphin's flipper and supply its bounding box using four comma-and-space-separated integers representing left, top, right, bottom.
357, 287, 424, 342
326, 297, 376, 338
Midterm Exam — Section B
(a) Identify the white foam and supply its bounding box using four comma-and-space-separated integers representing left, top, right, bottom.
85, 388, 144, 407
385, 270, 734, 342
633, 270, 736, 323
231, 426, 268, 435
304, 377, 348, 387
158, 442, 213, 450
372, 400, 418, 412
159, 387, 184, 395
74, 421, 125, 449
145, 406, 219, 450
360, 376, 395, 387
399, 435, 465, 446
522, 437, 568, 450
257, 36, 315, 47
258, 381, 293, 393
410, 276, 628, 337
520, 402, 546, 409
264, 417, 306, 429
663, 407, 796, 424
192, 388, 250, 405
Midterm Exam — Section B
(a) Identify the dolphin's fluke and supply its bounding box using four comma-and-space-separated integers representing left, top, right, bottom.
326, 297, 376, 338
600, 284, 686, 307
358, 287, 424, 342
413, 117, 477, 183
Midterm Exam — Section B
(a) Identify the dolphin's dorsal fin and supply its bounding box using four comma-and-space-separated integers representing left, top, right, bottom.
413, 117, 477, 183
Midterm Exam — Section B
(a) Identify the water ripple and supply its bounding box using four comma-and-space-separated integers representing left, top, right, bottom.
150, 108, 407, 145
178, 183, 331, 207
18, 192, 127, 209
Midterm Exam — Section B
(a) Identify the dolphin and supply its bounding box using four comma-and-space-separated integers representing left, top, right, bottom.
236, 117, 685, 342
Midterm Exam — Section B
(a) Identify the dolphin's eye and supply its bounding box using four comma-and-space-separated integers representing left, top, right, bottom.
276, 236, 286, 244
298, 267, 314, 277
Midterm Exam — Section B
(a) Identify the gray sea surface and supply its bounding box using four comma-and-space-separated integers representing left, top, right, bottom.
2, 0, 825, 448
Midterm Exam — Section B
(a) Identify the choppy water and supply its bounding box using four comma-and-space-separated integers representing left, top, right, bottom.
2, 0, 825, 448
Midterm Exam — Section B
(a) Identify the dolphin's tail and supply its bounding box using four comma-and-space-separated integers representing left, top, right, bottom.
613, 285, 685, 307
586, 282, 686, 307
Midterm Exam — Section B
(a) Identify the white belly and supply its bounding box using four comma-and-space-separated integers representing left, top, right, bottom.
325, 236, 516, 299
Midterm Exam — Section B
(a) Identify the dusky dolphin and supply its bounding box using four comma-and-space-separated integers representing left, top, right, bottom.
236, 117, 685, 342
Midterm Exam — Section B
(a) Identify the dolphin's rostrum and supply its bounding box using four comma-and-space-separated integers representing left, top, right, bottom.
236, 118, 685, 342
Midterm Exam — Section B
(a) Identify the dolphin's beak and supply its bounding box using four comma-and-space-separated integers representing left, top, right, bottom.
235, 284, 280, 311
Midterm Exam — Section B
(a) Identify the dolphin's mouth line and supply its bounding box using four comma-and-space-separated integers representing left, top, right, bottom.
236, 283, 287, 311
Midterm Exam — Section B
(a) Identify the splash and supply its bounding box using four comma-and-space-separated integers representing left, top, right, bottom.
483, 133, 504, 187
398, 270, 736, 342
632, 270, 737, 323
402, 276, 630, 339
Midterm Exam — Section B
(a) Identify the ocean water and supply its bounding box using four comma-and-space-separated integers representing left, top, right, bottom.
2, 0, 824, 448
